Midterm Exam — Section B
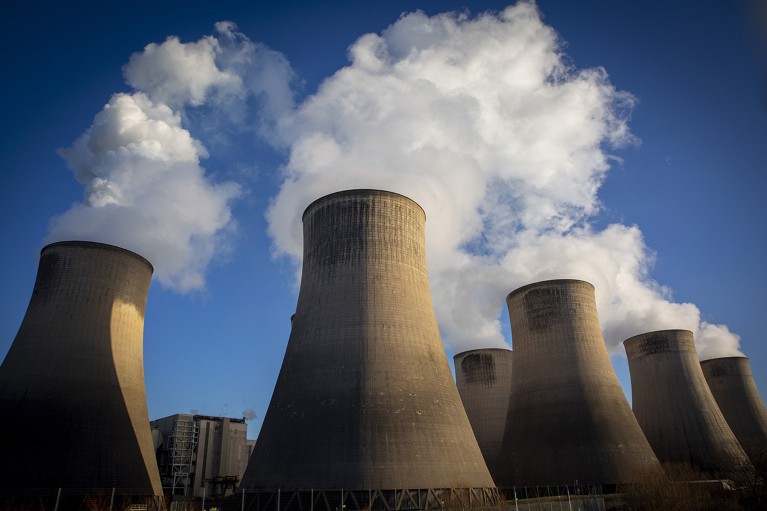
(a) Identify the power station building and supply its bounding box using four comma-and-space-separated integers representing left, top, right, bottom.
498, 279, 661, 487
454, 348, 513, 481
624, 330, 750, 480
241, 190, 497, 509
701, 356, 767, 467
0, 241, 162, 496
151, 413, 255, 498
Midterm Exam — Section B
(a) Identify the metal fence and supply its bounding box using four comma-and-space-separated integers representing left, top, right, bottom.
0, 487, 165, 511
164, 485, 605, 511
0, 485, 608, 511
499, 485, 606, 511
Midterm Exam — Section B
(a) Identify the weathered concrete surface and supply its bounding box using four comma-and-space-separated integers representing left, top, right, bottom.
242, 190, 495, 492
0, 241, 162, 495
498, 279, 661, 486
454, 348, 513, 482
701, 356, 767, 466
625, 330, 750, 480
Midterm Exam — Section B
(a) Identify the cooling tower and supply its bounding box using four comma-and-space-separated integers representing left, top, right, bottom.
701, 356, 767, 466
0, 241, 162, 496
454, 348, 513, 481
242, 190, 496, 506
624, 330, 751, 480
497, 279, 661, 487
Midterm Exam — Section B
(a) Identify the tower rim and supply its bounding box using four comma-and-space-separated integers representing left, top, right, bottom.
42, 240, 154, 273
623, 329, 694, 351
453, 347, 512, 360
505, 278, 594, 301
301, 189, 426, 222
700, 355, 749, 364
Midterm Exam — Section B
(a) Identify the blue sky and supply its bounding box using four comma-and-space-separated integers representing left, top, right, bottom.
1, 0, 765, 440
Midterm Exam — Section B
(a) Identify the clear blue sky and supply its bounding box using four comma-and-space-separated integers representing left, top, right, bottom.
1, 1, 765, 440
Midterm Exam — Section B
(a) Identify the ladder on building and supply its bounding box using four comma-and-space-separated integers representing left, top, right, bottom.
169, 416, 199, 496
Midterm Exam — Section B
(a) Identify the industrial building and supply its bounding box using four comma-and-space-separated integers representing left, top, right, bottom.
624, 330, 751, 480
241, 190, 497, 509
498, 279, 661, 487
701, 356, 767, 467
151, 414, 254, 498
0, 241, 162, 496
454, 348, 513, 481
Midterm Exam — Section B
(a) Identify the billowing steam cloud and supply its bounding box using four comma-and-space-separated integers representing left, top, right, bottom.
266, 3, 741, 359
47, 3, 741, 359
48, 22, 293, 292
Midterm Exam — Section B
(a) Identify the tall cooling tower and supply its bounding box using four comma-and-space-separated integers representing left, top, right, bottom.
241, 190, 496, 506
498, 279, 661, 487
701, 356, 767, 466
0, 241, 162, 496
454, 348, 513, 481
624, 330, 750, 480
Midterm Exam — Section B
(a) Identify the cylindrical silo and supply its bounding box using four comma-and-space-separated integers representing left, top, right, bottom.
624, 330, 751, 480
241, 190, 496, 506
454, 348, 513, 482
0, 241, 162, 496
498, 279, 661, 487
701, 356, 767, 466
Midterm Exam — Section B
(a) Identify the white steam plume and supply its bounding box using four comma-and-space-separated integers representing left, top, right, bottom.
48, 22, 293, 293
266, 3, 741, 358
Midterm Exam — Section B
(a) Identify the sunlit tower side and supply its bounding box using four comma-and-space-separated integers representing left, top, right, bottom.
241, 190, 496, 508
624, 330, 751, 480
0, 241, 162, 495
498, 279, 661, 487
701, 356, 767, 466
454, 348, 513, 481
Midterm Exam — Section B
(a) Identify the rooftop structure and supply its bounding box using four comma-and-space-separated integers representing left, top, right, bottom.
152, 414, 252, 498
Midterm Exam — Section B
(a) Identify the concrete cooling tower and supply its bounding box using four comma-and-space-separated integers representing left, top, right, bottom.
0, 241, 162, 496
624, 330, 751, 480
454, 348, 513, 481
241, 190, 496, 508
498, 279, 661, 487
701, 356, 767, 466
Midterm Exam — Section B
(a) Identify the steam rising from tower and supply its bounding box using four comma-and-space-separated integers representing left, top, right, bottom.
0, 241, 162, 495
624, 330, 750, 480
498, 279, 661, 486
241, 190, 495, 504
